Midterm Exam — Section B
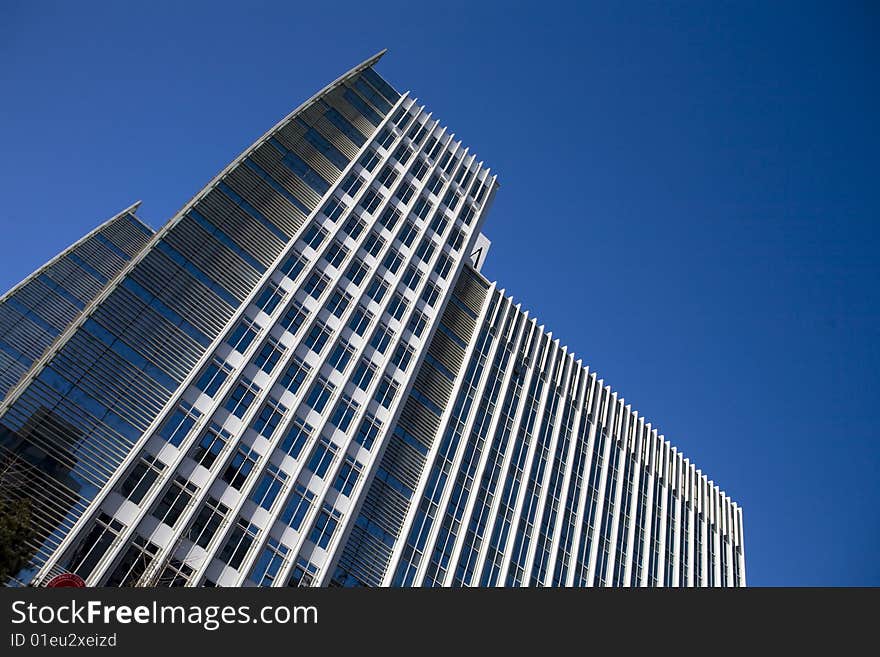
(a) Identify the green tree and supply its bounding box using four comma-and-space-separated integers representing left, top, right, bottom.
0, 496, 35, 583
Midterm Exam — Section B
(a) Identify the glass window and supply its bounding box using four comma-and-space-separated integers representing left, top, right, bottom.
377, 127, 395, 149
195, 358, 232, 397
153, 475, 198, 527
303, 271, 329, 299
393, 141, 414, 166
161, 560, 194, 587
407, 309, 429, 337
251, 463, 288, 511
347, 305, 374, 336
378, 206, 402, 232
304, 321, 332, 354
280, 357, 310, 394
224, 378, 260, 419
358, 146, 380, 172
391, 105, 408, 127
407, 120, 425, 142
460, 203, 476, 226
192, 423, 230, 469
222, 445, 259, 489
309, 504, 341, 549
328, 340, 355, 372
157, 403, 201, 447
305, 376, 335, 413
377, 164, 398, 189
340, 173, 365, 196
253, 337, 285, 374
323, 240, 349, 269
426, 134, 441, 159
280, 301, 308, 334
382, 250, 404, 275
219, 519, 259, 570
227, 319, 259, 353
287, 557, 318, 587
394, 181, 415, 205
412, 121, 431, 143
342, 215, 366, 240
105, 536, 160, 587
387, 292, 408, 321
459, 166, 475, 190
280, 250, 308, 280
398, 219, 419, 247
475, 180, 488, 204
345, 258, 369, 286
251, 397, 287, 438
415, 238, 436, 263
363, 231, 385, 257
119, 455, 165, 504
370, 322, 394, 354
322, 196, 347, 221
429, 213, 449, 235
366, 277, 389, 304
359, 188, 383, 215
279, 416, 313, 459
421, 281, 441, 307
355, 414, 382, 450
427, 173, 445, 196
411, 157, 430, 180
251, 537, 290, 587
187, 497, 229, 548
255, 282, 285, 315
352, 359, 377, 391
65, 513, 123, 580
374, 375, 399, 409
413, 196, 432, 220
325, 289, 352, 318
333, 457, 363, 497
330, 395, 359, 432
448, 225, 465, 251
391, 343, 415, 372
307, 437, 337, 478
281, 484, 314, 530
434, 252, 454, 279
401, 264, 422, 290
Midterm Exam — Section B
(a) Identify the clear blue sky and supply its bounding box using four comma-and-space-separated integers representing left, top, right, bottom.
1, 1, 877, 586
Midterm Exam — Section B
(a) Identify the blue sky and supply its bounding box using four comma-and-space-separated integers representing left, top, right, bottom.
1, 1, 877, 586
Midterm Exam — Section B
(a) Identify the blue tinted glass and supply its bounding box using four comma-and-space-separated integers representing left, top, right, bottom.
324, 107, 366, 146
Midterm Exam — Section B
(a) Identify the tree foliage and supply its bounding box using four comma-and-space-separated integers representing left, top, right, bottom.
0, 496, 35, 583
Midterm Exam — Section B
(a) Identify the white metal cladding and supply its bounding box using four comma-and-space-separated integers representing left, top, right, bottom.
9, 51, 745, 588
4, 51, 402, 585
32, 57, 499, 587
364, 268, 745, 587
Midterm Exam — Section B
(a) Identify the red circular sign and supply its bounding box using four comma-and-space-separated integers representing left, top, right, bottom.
46, 573, 86, 588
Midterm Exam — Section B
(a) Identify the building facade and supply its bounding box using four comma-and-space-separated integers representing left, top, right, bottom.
0, 52, 745, 587
0, 203, 153, 403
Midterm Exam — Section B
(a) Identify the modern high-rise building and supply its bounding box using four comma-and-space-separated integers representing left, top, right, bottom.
0, 51, 745, 588
0, 204, 153, 402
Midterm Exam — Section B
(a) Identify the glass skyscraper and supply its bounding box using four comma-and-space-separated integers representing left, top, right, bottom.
0, 52, 745, 587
